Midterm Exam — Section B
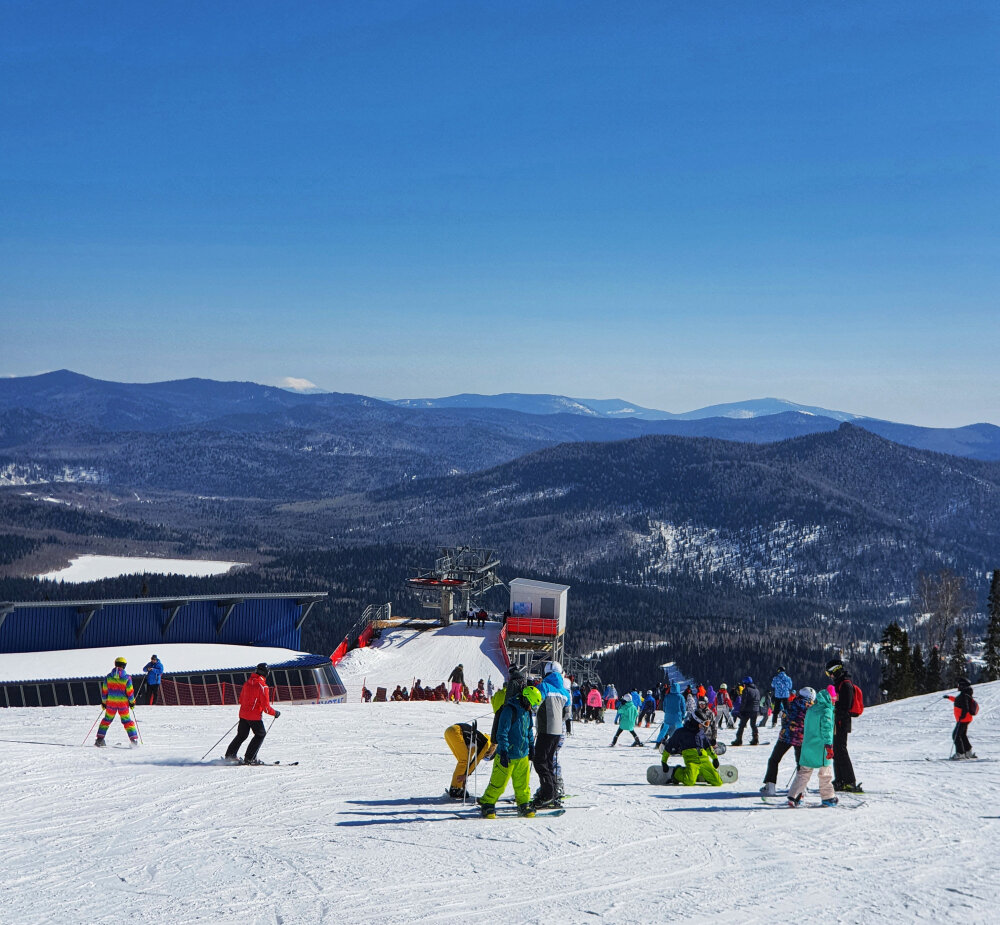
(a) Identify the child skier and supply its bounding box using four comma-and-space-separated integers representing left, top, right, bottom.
760, 687, 814, 796
95, 656, 139, 747
786, 687, 837, 807
638, 691, 657, 728
479, 683, 542, 818
945, 677, 979, 759
610, 692, 643, 746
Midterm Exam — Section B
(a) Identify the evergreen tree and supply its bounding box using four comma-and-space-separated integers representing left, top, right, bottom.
911, 643, 925, 694
879, 621, 913, 701
925, 646, 942, 692
984, 569, 1000, 683
948, 627, 968, 686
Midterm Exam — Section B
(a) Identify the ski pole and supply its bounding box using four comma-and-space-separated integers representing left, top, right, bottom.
201, 721, 239, 761
131, 710, 144, 746
134, 677, 147, 706
82, 708, 104, 746
462, 721, 476, 806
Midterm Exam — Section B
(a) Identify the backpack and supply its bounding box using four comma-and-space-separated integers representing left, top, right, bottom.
848, 682, 864, 717
967, 696, 980, 718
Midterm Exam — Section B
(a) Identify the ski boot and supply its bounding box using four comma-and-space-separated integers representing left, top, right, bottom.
760, 782, 777, 797
841, 782, 864, 794
222, 754, 241, 764
966, 752, 978, 759
730, 739, 742, 747
786, 794, 803, 808
821, 797, 839, 807
631, 740, 644, 747
94, 737, 106, 748
480, 803, 497, 819
242, 757, 264, 766
516, 803, 536, 818
129, 739, 140, 748
555, 776, 565, 799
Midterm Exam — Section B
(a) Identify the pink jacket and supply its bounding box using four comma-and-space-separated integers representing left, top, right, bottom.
586, 689, 603, 708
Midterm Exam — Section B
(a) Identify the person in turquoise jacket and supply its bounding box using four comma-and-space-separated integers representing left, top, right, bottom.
654, 681, 687, 745
479, 684, 541, 818
786, 688, 837, 807
610, 696, 643, 747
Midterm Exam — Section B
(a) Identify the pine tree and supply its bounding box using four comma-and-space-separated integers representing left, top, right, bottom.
911, 643, 925, 694
983, 569, 1000, 682
948, 627, 968, 686
925, 646, 942, 693
879, 621, 913, 701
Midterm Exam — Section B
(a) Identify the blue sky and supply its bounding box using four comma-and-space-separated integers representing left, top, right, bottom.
2, 1, 998, 426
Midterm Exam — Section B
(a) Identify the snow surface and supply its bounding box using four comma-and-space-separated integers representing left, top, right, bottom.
0, 643, 312, 683
337, 622, 509, 698
37, 554, 247, 583
0, 684, 997, 923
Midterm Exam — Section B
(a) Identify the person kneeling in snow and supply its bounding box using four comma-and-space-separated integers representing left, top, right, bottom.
662, 714, 723, 786
786, 687, 837, 807
479, 684, 542, 818
444, 722, 494, 799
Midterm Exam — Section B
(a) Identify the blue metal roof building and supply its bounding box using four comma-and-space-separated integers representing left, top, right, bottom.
0, 593, 327, 654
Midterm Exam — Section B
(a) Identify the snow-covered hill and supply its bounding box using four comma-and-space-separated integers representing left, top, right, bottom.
1, 683, 997, 924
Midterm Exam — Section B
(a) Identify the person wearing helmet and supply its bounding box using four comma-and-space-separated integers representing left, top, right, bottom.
662, 713, 723, 786
95, 656, 138, 747
479, 683, 540, 818
611, 691, 643, 747
714, 683, 734, 729
731, 677, 761, 746
770, 667, 794, 726
533, 661, 571, 807
787, 686, 838, 807
638, 690, 657, 728
826, 658, 863, 793
760, 687, 816, 797
224, 663, 280, 765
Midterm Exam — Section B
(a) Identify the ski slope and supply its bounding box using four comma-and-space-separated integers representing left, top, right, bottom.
337, 621, 509, 698
1, 683, 997, 924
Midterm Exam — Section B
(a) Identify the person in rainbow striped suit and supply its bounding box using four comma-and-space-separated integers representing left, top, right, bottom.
95, 656, 139, 747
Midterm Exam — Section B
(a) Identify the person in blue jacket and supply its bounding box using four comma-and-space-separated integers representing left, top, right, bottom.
769, 667, 794, 727
479, 684, 541, 818
533, 662, 571, 808
638, 691, 657, 728
655, 682, 687, 746
142, 654, 164, 705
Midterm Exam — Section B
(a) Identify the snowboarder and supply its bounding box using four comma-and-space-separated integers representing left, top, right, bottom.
447, 664, 464, 702
479, 683, 541, 818
444, 721, 493, 798
95, 656, 139, 747
770, 667, 793, 726
533, 662, 570, 807
760, 687, 814, 796
945, 677, 978, 759
786, 687, 838, 807
662, 714, 723, 786
826, 659, 863, 792
142, 654, 164, 705
638, 691, 656, 728
731, 677, 761, 746
224, 663, 280, 765
611, 693, 643, 747
654, 681, 687, 745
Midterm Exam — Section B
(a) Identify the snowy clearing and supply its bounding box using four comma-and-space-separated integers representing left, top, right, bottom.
37, 554, 247, 583
0, 682, 997, 924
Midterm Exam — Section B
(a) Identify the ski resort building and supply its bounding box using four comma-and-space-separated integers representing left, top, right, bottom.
0, 593, 347, 708
504, 578, 569, 671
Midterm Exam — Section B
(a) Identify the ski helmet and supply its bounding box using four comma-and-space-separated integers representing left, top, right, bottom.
719, 683, 727, 690
114, 656, 127, 667
825, 658, 844, 676
743, 676, 753, 685
521, 685, 542, 710
544, 661, 563, 676
777, 666, 785, 673
798, 687, 817, 702
255, 662, 269, 675
645, 690, 652, 697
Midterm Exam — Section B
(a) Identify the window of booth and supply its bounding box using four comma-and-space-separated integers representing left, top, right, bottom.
54, 682, 71, 705
23, 685, 40, 707
70, 682, 87, 706
540, 597, 556, 618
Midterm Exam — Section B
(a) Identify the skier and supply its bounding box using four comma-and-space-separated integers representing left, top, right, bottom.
533, 662, 570, 807
716, 683, 735, 729
479, 683, 542, 818
224, 663, 280, 765
444, 721, 493, 798
638, 690, 657, 728
825, 659, 863, 793
945, 676, 978, 759
142, 654, 164, 705
95, 656, 139, 747
586, 686, 604, 722
662, 714, 723, 786
731, 677, 761, 746
654, 681, 687, 746
604, 683, 617, 709
683, 685, 697, 716
770, 667, 793, 726
610, 692, 643, 747
760, 687, 814, 797
447, 664, 465, 702
571, 683, 583, 721
786, 686, 838, 807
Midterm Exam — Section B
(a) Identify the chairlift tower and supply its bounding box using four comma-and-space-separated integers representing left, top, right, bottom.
405, 546, 504, 626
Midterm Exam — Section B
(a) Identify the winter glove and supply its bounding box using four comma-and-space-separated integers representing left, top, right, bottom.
498, 750, 510, 768
712, 756, 720, 769
273, 710, 281, 718
129, 700, 135, 708
825, 745, 834, 760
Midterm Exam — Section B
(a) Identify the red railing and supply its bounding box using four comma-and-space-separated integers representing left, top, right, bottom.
330, 639, 349, 666
505, 616, 560, 637
498, 624, 511, 669
159, 678, 322, 706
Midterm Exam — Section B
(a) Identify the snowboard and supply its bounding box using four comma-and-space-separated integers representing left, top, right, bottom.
462, 808, 566, 819
647, 763, 739, 785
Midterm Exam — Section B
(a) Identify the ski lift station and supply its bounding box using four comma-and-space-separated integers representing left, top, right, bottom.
0, 593, 347, 708
504, 578, 569, 672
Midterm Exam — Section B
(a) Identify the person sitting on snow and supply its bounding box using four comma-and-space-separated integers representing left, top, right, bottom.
662, 715, 723, 786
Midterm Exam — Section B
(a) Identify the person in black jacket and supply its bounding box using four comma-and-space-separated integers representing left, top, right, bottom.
826, 658, 863, 793
731, 677, 761, 746
945, 677, 978, 759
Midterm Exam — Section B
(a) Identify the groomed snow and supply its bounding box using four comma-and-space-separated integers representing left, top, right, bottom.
37, 554, 247, 583
0, 683, 996, 923
337, 622, 509, 698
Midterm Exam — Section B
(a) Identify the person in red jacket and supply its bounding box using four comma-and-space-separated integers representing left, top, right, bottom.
224, 663, 280, 765
945, 676, 978, 759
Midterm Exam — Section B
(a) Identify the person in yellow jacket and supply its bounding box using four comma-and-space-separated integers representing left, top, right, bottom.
95, 656, 139, 747
443, 722, 494, 798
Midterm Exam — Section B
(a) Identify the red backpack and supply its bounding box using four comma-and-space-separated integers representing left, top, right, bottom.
848, 682, 864, 717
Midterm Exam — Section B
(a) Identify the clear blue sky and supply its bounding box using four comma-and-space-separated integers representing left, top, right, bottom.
2, 2, 998, 426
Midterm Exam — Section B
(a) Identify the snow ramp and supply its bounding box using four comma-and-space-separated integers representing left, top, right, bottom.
336, 621, 509, 698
